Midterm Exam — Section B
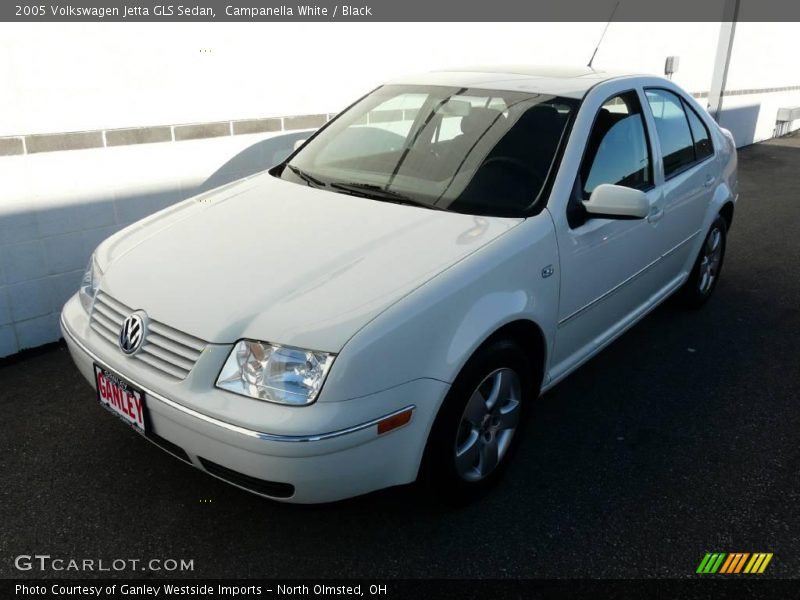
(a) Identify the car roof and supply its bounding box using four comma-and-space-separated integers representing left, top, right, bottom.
386, 65, 648, 99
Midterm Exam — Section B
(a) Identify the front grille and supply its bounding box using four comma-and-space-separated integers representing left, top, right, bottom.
90, 291, 207, 380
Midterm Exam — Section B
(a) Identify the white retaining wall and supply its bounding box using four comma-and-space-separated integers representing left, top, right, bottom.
0, 130, 307, 356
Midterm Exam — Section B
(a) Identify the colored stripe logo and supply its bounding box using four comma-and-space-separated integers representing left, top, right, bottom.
697, 552, 773, 574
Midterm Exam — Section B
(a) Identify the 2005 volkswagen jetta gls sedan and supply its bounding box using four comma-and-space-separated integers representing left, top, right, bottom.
61, 66, 737, 503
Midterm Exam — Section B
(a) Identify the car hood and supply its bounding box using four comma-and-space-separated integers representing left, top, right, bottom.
97, 173, 521, 351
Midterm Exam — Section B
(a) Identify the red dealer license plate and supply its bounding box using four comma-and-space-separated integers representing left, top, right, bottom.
94, 364, 146, 433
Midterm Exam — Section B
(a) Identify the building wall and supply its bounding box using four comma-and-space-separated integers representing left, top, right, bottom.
1, 21, 799, 357
0, 129, 308, 357
0, 22, 723, 136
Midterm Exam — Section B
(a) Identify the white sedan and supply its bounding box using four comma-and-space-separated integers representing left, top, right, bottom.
61, 66, 737, 503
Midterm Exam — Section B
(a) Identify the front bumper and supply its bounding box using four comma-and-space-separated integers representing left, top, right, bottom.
60, 294, 448, 503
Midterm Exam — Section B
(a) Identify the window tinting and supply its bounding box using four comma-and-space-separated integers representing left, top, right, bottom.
645, 89, 696, 178
278, 84, 578, 217
684, 103, 714, 160
580, 92, 652, 197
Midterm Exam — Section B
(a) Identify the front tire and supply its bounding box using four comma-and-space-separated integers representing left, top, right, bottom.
419, 338, 535, 503
677, 215, 727, 308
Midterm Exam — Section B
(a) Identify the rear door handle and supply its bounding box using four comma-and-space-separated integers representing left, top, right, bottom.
647, 207, 664, 223
704, 175, 715, 188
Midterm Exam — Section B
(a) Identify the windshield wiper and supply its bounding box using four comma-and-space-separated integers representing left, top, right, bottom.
286, 164, 327, 188
329, 182, 446, 211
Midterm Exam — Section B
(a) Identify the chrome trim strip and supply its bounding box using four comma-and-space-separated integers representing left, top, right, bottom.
61, 314, 415, 443
558, 229, 700, 328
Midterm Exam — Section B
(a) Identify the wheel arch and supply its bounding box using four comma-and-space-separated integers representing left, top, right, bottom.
469, 318, 548, 397
417, 317, 548, 489
719, 201, 735, 231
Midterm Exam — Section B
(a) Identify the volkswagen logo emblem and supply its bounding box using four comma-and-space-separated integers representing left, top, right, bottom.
119, 313, 146, 355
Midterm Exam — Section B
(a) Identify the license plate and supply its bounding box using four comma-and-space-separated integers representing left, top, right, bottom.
94, 363, 146, 433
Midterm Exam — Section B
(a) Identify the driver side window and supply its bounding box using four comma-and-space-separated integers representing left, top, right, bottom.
579, 92, 653, 198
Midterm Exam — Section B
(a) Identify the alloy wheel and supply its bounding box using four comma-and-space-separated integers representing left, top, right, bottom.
454, 368, 522, 482
698, 227, 723, 294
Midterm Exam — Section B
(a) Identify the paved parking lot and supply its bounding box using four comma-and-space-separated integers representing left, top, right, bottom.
2, 134, 799, 579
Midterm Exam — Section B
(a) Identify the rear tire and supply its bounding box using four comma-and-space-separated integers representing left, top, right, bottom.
677, 215, 727, 308
419, 338, 536, 504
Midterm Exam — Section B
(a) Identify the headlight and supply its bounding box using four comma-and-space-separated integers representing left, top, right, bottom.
216, 340, 335, 406
79, 254, 102, 313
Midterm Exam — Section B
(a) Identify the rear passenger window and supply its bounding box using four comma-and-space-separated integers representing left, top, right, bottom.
645, 89, 696, 178
684, 104, 714, 160
580, 91, 652, 198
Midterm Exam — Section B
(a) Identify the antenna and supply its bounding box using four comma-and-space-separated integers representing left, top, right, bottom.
587, 1, 621, 68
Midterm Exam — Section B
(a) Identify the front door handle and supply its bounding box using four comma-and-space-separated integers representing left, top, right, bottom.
647, 207, 664, 223
704, 175, 715, 188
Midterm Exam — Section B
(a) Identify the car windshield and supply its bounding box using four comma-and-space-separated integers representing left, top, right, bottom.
275, 84, 578, 217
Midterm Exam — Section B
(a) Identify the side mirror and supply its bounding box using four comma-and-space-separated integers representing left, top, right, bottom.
293, 138, 307, 151
582, 184, 650, 219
